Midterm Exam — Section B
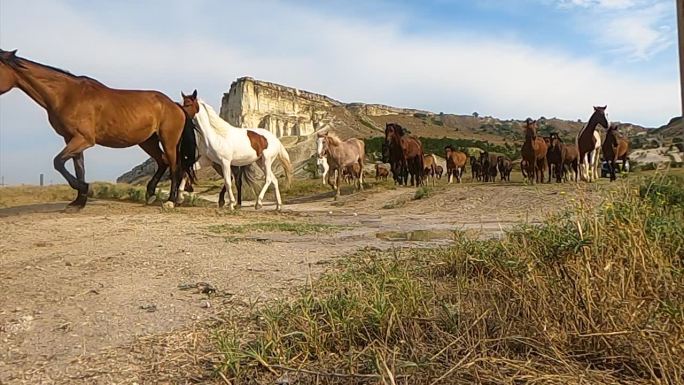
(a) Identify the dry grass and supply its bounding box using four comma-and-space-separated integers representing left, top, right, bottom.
209, 174, 684, 384
0, 182, 210, 208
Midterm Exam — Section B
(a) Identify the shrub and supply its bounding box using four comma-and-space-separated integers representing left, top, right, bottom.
213, 177, 684, 384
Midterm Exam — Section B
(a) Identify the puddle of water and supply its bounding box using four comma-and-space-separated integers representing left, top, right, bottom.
375, 229, 456, 242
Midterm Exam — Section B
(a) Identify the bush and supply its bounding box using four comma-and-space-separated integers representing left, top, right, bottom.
213, 176, 684, 383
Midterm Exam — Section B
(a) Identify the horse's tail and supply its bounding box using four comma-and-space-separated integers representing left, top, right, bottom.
179, 113, 198, 183
429, 153, 438, 173
277, 144, 294, 188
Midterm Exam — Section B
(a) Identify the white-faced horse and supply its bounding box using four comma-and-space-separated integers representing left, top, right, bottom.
180, 93, 292, 210
316, 131, 365, 200
315, 136, 335, 187
576, 106, 609, 182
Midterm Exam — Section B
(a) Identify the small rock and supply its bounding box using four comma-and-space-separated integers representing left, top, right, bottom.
201, 301, 211, 309
139, 304, 157, 313
276, 373, 291, 385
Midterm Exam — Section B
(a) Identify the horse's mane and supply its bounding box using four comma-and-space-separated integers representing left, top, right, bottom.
0, 52, 104, 86
198, 100, 233, 136
386, 123, 406, 136
325, 132, 343, 145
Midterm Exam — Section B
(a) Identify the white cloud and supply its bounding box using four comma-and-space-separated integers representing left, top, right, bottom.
0, 0, 678, 184
556, 0, 674, 59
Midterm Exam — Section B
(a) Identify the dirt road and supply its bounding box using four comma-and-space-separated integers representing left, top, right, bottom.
0, 181, 592, 384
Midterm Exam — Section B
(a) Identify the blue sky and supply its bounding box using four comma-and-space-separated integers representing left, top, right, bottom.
0, 0, 679, 184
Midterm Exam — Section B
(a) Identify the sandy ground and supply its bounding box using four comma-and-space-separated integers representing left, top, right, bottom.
0, 181, 594, 384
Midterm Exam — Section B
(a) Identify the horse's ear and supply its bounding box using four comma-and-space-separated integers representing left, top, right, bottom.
181, 91, 187, 98
192, 89, 198, 99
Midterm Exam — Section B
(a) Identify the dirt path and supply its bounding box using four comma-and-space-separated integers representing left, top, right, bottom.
0, 182, 592, 384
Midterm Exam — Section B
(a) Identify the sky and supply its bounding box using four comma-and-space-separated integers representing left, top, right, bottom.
0, 0, 679, 185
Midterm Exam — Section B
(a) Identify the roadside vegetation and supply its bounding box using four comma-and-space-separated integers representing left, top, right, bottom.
211, 174, 684, 384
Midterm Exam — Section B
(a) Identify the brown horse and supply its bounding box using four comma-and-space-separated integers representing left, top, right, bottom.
521, 119, 548, 184
423, 153, 438, 186
435, 165, 444, 180
497, 156, 513, 182
548, 134, 579, 183
479, 151, 499, 183
602, 124, 630, 182
520, 159, 529, 179
562, 144, 580, 182
318, 131, 365, 199
342, 163, 362, 184
375, 163, 390, 180
470, 156, 482, 181
382, 123, 424, 186
0, 49, 196, 209
444, 145, 467, 183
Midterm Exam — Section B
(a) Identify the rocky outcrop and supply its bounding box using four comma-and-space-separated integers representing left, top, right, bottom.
117, 157, 157, 185
219, 77, 436, 139
220, 77, 341, 138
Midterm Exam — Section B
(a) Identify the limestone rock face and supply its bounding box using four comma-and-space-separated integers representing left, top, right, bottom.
220, 77, 340, 137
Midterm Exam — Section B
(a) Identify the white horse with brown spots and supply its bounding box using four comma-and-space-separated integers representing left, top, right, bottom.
576, 106, 609, 182
180, 95, 292, 210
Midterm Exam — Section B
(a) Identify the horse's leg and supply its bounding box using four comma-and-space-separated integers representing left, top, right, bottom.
233, 166, 243, 208
334, 165, 342, 200
256, 157, 281, 210
53, 136, 93, 210
209, 162, 226, 208
219, 160, 236, 210
139, 135, 167, 204
357, 159, 364, 191
158, 131, 182, 209
68, 152, 88, 207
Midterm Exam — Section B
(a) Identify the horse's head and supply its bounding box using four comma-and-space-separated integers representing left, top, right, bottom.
0, 49, 20, 95
523, 118, 538, 139
592, 106, 609, 128
606, 124, 620, 138
316, 132, 328, 158
181, 90, 199, 118
385, 123, 406, 139
444, 145, 454, 158
550, 133, 562, 149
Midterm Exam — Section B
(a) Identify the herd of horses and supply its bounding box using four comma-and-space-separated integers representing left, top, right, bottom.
0, 49, 631, 211
316, 106, 630, 193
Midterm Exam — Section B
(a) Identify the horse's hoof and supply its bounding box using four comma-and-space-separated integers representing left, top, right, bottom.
275, 205, 282, 212
162, 201, 175, 210
146, 196, 157, 205
63, 204, 83, 213
254, 202, 262, 210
